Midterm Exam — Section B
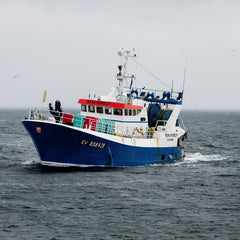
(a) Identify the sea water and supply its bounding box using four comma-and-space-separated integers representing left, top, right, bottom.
0, 109, 239, 240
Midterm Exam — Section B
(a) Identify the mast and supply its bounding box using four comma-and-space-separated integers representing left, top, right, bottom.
116, 48, 137, 94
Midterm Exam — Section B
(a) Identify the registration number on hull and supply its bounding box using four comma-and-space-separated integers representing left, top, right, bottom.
80, 139, 106, 149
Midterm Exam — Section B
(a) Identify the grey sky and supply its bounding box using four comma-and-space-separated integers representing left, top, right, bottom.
0, 0, 239, 110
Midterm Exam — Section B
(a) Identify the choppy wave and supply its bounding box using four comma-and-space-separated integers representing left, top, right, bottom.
1, 110, 240, 240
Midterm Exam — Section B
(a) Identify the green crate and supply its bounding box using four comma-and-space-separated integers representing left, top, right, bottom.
73, 115, 85, 128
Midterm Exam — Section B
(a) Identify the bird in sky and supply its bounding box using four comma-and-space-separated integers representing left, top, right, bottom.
12, 74, 20, 79
231, 48, 239, 52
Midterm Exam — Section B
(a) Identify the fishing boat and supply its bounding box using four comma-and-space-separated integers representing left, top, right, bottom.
22, 49, 187, 167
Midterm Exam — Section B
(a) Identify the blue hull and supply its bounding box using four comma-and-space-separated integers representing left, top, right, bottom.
22, 120, 184, 167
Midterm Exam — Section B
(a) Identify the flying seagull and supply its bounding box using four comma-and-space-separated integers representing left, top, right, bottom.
12, 74, 20, 79
231, 48, 239, 52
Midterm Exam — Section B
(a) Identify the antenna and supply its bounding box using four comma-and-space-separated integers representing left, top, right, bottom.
171, 80, 174, 98
182, 42, 189, 100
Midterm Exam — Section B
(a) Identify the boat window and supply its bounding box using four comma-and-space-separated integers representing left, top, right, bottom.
88, 105, 95, 113
137, 109, 141, 115
105, 108, 112, 115
96, 106, 103, 114
129, 109, 132, 116
81, 105, 87, 112
133, 109, 136, 116
176, 119, 180, 126
124, 109, 128, 116
114, 108, 123, 116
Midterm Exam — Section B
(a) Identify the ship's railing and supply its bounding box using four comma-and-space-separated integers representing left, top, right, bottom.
27, 108, 115, 135
28, 108, 176, 138
27, 108, 153, 138
130, 87, 183, 103
28, 108, 50, 120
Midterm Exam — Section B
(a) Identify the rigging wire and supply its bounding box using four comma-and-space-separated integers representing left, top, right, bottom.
179, 113, 187, 132
133, 58, 172, 89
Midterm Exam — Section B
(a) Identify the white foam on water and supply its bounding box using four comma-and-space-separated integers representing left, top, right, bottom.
184, 152, 226, 163
22, 159, 39, 166
168, 152, 227, 167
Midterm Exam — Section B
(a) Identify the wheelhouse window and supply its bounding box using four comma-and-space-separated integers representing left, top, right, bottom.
123, 109, 141, 116
105, 108, 112, 115
88, 105, 95, 113
96, 106, 103, 114
81, 105, 87, 112
114, 108, 123, 116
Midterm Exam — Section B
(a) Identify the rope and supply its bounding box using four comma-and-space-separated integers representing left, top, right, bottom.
133, 58, 171, 89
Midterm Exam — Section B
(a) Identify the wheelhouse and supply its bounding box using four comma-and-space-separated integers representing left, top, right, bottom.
78, 99, 144, 118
